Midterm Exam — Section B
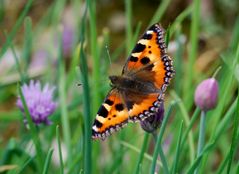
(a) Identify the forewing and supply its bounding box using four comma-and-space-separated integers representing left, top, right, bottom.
122, 23, 174, 92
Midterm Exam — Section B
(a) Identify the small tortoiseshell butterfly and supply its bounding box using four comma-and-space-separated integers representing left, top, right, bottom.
92, 23, 174, 140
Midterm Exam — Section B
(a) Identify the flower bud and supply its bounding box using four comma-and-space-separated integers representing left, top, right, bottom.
194, 78, 219, 111
140, 102, 164, 133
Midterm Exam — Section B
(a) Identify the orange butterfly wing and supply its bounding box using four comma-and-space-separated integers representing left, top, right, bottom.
121, 91, 164, 122
122, 24, 174, 92
92, 89, 129, 140
92, 23, 174, 140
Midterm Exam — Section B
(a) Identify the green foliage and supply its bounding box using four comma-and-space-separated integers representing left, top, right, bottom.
0, 0, 239, 173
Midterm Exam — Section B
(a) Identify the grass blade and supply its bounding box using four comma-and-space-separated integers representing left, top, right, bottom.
165, 25, 171, 47
236, 161, 239, 174
133, 133, 149, 174
149, 0, 172, 25
120, 141, 162, 167
42, 149, 54, 174
200, 40, 239, 171
229, 16, 239, 50
215, 138, 239, 174
173, 26, 184, 95
68, 154, 82, 174
58, 35, 72, 164
184, 0, 201, 108
226, 94, 239, 173
170, 5, 192, 35
22, 17, 32, 71
86, 0, 100, 114
125, 0, 133, 54
50, 0, 66, 25
0, 0, 33, 58
187, 142, 215, 174
157, 143, 169, 174
131, 22, 142, 51
216, 152, 230, 174
2, 31, 25, 82
79, 7, 92, 174
56, 125, 64, 174
16, 157, 34, 174
150, 101, 176, 174
181, 108, 200, 148
188, 97, 238, 173
18, 84, 43, 173
171, 121, 184, 174
171, 91, 195, 163
195, 111, 207, 174
184, 0, 200, 109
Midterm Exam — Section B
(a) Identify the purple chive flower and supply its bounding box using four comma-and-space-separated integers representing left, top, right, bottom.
16, 80, 57, 125
140, 102, 164, 133
194, 78, 219, 111
53, 24, 75, 58
62, 25, 74, 57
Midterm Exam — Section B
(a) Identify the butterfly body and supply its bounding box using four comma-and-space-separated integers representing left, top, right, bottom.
92, 23, 174, 140
109, 75, 161, 95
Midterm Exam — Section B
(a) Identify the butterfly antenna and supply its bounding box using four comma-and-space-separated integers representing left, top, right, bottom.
103, 45, 113, 84
105, 45, 112, 67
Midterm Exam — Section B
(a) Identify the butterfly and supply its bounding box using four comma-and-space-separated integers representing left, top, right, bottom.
92, 23, 174, 140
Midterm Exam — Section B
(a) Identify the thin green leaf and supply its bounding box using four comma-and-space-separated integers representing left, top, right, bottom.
150, 101, 176, 174
134, 133, 150, 174
16, 157, 34, 174
131, 22, 142, 50
195, 111, 207, 174
120, 141, 162, 167
171, 121, 184, 174
79, 7, 92, 174
201, 41, 239, 171
165, 25, 171, 47
0, 0, 33, 58
216, 150, 231, 174
58, 30, 72, 163
2, 31, 25, 82
56, 125, 64, 174
170, 5, 192, 36
171, 91, 195, 163
157, 143, 169, 174
42, 149, 54, 174
86, 0, 100, 114
184, 0, 201, 108
18, 84, 43, 173
22, 17, 32, 71
226, 94, 239, 173
181, 107, 200, 148
124, 0, 133, 54
149, 0, 172, 25
187, 142, 215, 174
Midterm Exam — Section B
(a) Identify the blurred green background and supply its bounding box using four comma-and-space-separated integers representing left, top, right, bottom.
0, 0, 239, 173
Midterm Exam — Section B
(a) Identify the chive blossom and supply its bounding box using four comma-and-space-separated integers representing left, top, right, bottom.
16, 80, 57, 125
194, 78, 219, 111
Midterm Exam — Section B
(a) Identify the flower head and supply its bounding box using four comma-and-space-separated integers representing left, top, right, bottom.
16, 80, 57, 125
140, 102, 164, 133
194, 78, 219, 111
62, 25, 74, 57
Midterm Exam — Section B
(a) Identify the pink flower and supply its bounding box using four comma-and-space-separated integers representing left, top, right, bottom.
194, 78, 219, 111
16, 80, 57, 125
